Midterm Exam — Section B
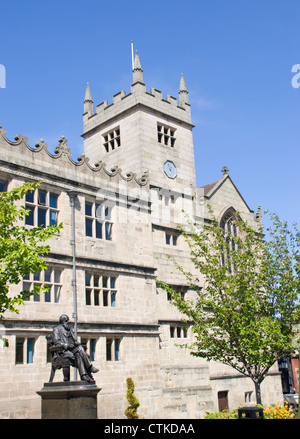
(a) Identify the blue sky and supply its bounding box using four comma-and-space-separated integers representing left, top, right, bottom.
0, 0, 299, 227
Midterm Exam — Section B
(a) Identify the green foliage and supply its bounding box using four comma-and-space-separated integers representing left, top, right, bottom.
0, 181, 63, 318
204, 404, 296, 419
204, 409, 238, 419
157, 208, 300, 404
124, 377, 140, 419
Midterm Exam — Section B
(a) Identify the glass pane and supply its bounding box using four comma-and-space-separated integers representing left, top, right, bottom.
115, 339, 119, 361
233, 224, 238, 237
105, 222, 112, 240
38, 190, 47, 206
26, 190, 34, 203
22, 282, 31, 301
25, 205, 34, 225
96, 220, 102, 239
110, 277, 115, 289
85, 273, 91, 286
85, 202, 92, 216
111, 291, 116, 307
103, 290, 108, 307
49, 210, 57, 226
94, 275, 99, 287
45, 269, 51, 283
103, 276, 108, 288
105, 206, 111, 220
95, 204, 102, 219
90, 339, 96, 361
33, 285, 40, 302
86, 218, 93, 237
49, 193, 58, 209
54, 285, 60, 303
54, 270, 60, 284
38, 208, 46, 227
16, 338, 24, 364
44, 285, 51, 302
27, 338, 34, 364
0, 180, 7, 192
166, 234, 171, 245
86, 289, 91, 305
173, 235, 177, 246
34, 271, 40, 281
106, 339, 112, 361
94, 290, 100, 306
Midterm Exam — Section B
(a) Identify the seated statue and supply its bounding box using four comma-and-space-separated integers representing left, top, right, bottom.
47, 314, 99, 383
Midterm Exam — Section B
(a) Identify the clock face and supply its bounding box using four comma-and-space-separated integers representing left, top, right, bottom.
164, 160, 177, 179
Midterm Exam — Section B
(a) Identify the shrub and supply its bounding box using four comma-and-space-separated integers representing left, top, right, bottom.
124, 377, 140, 419
205, 409, 238, 419
263, 402, 295, 419
204, 403, 296, 419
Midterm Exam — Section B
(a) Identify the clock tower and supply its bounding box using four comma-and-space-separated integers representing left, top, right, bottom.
82, 51, 197, 222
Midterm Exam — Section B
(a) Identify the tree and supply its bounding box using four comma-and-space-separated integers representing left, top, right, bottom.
124, 377, 140, 419
0, 181, 63, 318
157, 209, 300, 405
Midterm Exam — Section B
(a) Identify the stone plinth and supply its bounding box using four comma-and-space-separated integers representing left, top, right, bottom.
37, 381, 101, 419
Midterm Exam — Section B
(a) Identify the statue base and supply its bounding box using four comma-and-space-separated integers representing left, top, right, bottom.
37, 381, 101, 419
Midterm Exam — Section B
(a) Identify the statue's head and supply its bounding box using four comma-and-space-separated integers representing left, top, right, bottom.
59, 314, 69, 328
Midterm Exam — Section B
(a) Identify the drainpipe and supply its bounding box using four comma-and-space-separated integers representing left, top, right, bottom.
68, 191, 78, 381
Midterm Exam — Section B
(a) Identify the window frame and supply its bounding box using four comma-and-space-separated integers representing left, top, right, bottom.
25, 188, 59, 228
15, 336, 36, 365
22, 267, 62, 303
157, 123, 176, 148
85, 272, 117, 307
103, 126, 121, 153
106, 337, 121, 362
85, 200, 113, 241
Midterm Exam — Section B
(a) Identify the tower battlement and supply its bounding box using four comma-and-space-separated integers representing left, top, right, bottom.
83, 52, 192, 137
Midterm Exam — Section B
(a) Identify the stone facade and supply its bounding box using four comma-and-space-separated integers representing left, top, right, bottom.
0, 52, 282, 418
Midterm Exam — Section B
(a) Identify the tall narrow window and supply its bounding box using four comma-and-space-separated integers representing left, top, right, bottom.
0, 180, 8, 192
27, 338, 34, 364
16, 338, 24, 364
106, 337, 121, 361
220, 208, 239, 272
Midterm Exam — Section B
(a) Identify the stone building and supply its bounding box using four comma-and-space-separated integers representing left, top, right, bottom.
0, 52, 282, 418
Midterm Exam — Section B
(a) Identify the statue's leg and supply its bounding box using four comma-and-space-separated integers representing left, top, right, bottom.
63, 367, 70, 381
49, 366, 55, 383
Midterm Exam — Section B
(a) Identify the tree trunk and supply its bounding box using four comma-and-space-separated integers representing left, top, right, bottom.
254, 381, 262, 405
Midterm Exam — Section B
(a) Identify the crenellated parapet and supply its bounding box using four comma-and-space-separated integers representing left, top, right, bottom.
83, 52, 192, 137
0, 126, 149, 187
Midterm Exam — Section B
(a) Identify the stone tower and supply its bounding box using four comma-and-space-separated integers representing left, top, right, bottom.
82, 52, 196, 198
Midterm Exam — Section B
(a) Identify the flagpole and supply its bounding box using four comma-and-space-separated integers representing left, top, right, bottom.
131, 41, 134, 70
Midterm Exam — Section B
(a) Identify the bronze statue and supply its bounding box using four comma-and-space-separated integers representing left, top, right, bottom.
47, 314, 99, 383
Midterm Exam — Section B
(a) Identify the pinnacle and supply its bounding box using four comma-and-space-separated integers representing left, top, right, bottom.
179, 73, 188, 93
84, 82, 93, 102
133, 51, 142, 71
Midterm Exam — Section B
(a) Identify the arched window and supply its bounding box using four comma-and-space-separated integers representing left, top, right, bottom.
220, 208, 239, 272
